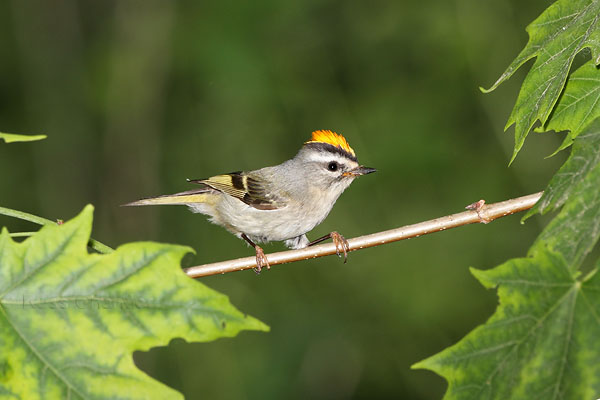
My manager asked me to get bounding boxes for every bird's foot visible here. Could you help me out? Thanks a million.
[308,231,350,263]
[241,233,270,274]
[253,245,270,274]
[330,231,349,263]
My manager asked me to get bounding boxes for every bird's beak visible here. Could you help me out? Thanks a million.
[343,166,377,177]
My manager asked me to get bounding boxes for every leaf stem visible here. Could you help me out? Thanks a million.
[0,206,113,254]
[9,232,35,238]
[184,192,543,278]
[0,206,53,225]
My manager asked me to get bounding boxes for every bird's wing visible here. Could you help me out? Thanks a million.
[188,171,284,210]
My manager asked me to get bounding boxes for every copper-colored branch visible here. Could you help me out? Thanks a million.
[184,192,543,278]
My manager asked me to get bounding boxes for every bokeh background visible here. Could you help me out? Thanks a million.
[0,0,567,398]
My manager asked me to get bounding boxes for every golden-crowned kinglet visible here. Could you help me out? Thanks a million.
[124,130,376,272]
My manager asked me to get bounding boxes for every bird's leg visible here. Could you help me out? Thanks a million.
[308,231,350,263]
[241,233,270,273]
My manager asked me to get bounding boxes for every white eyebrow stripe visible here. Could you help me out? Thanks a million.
[306,152,355,165]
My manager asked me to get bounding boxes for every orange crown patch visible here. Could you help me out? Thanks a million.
[305,130,355,157]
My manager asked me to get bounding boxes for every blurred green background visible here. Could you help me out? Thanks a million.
[0,0,567,398]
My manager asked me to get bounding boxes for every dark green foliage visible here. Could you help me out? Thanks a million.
[415,1,600,398]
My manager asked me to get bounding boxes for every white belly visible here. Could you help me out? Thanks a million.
[187,182,348,245]
[220,196,331,243]
[186,194,331,244]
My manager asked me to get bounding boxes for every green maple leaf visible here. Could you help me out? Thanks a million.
[414,117,600,398]
[413,250,600,399]
[0,205,268,399]
[482,0,600,163]
[525,118,600,223]
[539,62,600,153]
[413,203,600,397]
[0,132,47,143]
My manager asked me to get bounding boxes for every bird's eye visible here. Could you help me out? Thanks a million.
[327,162,338,172]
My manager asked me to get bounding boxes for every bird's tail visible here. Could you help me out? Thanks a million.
[122,188,216,207]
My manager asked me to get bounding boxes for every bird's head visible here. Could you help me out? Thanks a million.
[294,130,376,195]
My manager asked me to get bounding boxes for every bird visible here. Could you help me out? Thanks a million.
[123,130,376,272]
